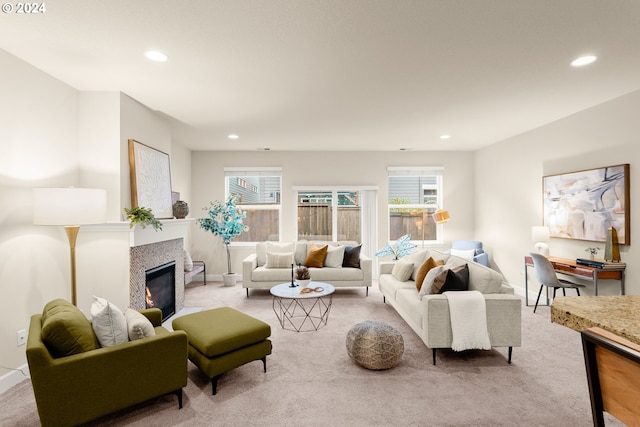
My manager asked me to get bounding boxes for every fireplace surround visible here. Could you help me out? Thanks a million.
[130,238,184,314]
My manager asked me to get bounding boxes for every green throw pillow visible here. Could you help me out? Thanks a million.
[41,299,98,358]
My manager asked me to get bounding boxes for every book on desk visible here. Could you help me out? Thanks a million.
[576,258,626,270]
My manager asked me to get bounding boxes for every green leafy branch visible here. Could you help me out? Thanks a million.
[124,206,163,231]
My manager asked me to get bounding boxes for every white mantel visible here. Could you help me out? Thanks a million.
[84,218,194,247]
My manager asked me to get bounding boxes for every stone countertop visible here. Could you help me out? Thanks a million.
[551,295,640,346]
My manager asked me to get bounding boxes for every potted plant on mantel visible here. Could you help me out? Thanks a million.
[197,195,248,286]
[124,206,163,231]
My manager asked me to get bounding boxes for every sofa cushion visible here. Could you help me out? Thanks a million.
[342,244,362,268]
[91,296,129,347]
[294,242,308,265]
[324,245,345,268]
[415,257,444,291]
[124,308,156,341]
[379,273,416,301]
[265,251,294,268]
[41,299,98,358]
[419,265,445,299]
[257,242,295,266]
[403,249,428,280]
[391,260,414,281]
[431,264,469,294]
[305,244,328,268]
[446,255,504,294]
[427,249,451,264]
[309,266,363,281]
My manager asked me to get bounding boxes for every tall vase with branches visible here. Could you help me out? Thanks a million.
[198,195,248,286]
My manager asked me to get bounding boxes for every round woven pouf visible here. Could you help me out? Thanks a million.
[346,321,404,370]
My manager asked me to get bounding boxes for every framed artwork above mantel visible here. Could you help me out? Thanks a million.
[543,163,630,245]
[128,139,174,219]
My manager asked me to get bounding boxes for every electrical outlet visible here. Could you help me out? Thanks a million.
[17,329,26,347]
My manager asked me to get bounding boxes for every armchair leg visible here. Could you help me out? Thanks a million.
[262,356,267,372]
[432,348,437,365]
[246,288,249,298]
[174,389,183,409]
[211,376,220,395]
[508,347,513,364]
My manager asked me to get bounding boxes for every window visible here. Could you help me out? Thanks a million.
[225,167,281,242]
[296,188,362,242]
[387,167,444,244]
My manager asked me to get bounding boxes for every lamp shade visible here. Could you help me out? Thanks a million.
[33,187,107,225]
[433,209,450,224]
[531,225,551,257]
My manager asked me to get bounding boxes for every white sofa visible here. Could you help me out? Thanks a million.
[242,241,372,297]
[378,248,521,364]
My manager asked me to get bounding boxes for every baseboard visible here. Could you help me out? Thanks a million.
[0,364,30,394]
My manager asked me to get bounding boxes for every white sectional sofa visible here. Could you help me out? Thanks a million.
[242,241,372,297]
[378,248,521,364]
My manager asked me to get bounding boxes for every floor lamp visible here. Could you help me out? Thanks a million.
[33,187,107,306]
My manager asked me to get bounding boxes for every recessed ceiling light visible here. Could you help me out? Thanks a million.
[571,55,597,67]
[145,50,168,62]
[228,134,239,139]
[440,134,451,140]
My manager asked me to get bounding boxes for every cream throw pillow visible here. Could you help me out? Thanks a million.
[324,245,345,268]
[419,265,445,299]
[91,296,128,347]
[124,308,156,341]
[391,260,414,281]
[184,250,194,272]
[265,251,294,268]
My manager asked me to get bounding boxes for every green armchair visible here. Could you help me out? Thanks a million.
[26,301,188,427]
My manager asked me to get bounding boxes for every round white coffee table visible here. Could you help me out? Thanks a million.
[270,282,335,332]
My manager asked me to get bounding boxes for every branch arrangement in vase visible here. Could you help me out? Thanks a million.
[197,195,249,275]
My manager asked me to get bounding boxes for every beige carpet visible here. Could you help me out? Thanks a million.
[0,282,624,426]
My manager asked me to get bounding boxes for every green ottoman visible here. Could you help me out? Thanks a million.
[172,307,272,395]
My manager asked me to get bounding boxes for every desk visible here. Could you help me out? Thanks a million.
[524,256,625,307]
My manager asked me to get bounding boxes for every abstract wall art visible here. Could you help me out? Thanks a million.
[128,139,174,219]
[543,164,630,244]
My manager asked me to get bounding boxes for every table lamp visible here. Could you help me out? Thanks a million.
[531,226,551,257]
[33,187,107,305]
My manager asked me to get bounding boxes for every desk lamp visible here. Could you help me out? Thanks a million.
[531,226,551,258]
[33,187,107,305]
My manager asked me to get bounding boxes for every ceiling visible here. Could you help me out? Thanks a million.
[2,1,640,152]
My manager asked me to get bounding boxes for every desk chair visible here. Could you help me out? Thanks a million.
[529,252,584,313]
[582,327,640,426]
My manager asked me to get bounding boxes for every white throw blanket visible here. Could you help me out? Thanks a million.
[443,290,491,352]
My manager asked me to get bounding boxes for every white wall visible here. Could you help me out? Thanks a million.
[476,89,640,298]
[0,49,82,380]
[0,50,192,390]
[190,150,476,277]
